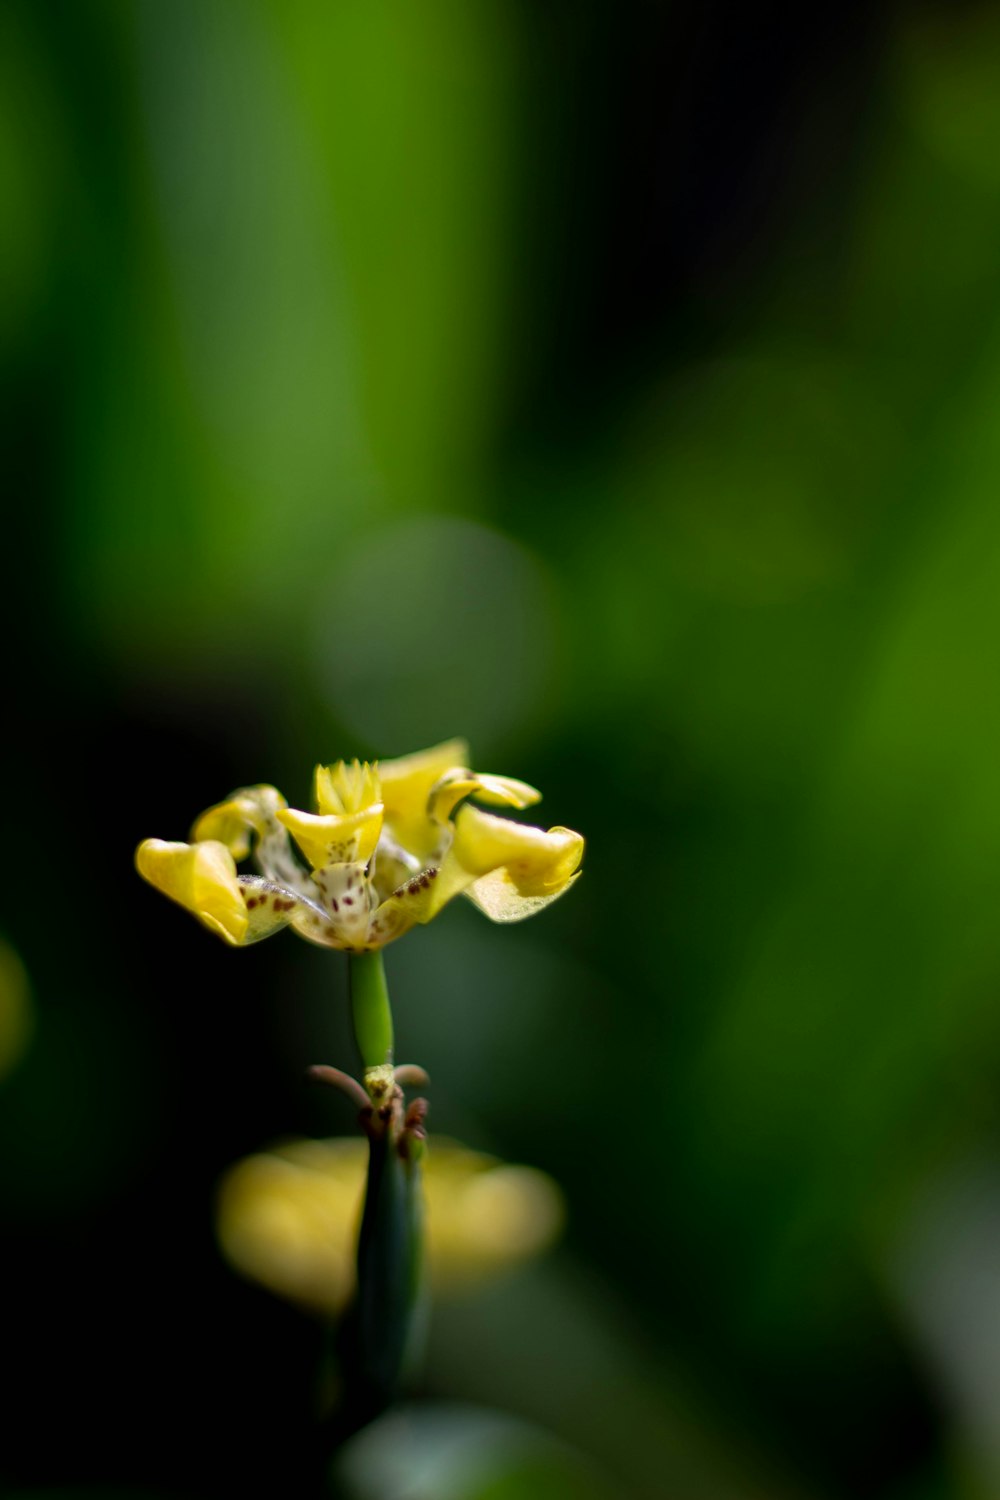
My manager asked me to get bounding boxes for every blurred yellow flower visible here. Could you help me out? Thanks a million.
[0,937,32,1080]
[136,738,583,953]
[216,1136,565,1315]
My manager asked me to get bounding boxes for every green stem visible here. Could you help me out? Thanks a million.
[353,1134,424,1403]
[332,948,425,1440]
[328,1137,425,1442]
[330,952,426,1437]
[348,950,394,1071]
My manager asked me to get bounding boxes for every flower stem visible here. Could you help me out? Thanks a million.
[348,950,394,1071]
[353,1131,425,1401]
[330,953,426,1440]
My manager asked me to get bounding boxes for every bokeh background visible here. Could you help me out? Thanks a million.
[6,1,1000,1496]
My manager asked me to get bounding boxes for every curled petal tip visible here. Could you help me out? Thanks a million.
[428,768,543,824]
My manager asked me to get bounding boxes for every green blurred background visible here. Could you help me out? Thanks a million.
[6,1,1000,1496]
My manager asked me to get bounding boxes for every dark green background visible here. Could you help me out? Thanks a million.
[5,2,1000,1496]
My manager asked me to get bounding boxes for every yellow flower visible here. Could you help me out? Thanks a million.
[135,739,583,953]
[0,937,32,1081]
[215,1136,565,1314]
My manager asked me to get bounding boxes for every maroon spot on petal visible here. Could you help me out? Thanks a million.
[331,898,339,913]
[343,896,354,906]
[246,897,259,909]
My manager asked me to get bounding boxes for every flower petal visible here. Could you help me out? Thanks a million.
[307,861,375,950]
[192,784,286,857]
[135,838,249,945]
[215,1136,564,1316]
[455,804,584,922]
[237,876,329,945]
[314,759,382,817]
[369,807,583,940]
[368,867,452,947]
[427,768,542,825]
[451,804,584,895]
[378,737,470,859]
[379,738,470,785]
[464,866,581,923]
[193,785,311,895]
[276,804,384,871]
[216,1139,365,1316]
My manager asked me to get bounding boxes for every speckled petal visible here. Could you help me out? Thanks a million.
[236,876,331,945]
[368,865,454,947]
[307,862,375,950]
[276,805,384,871]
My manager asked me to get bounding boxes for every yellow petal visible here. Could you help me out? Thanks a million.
[0,937,32,1080]
[192,785,287,859]
[276,804,383,870]
[428,768,542,824]
[464,866,582,923]
[314,759,382,817]
[371,807,583,936]
[451,804,584,897]
[216,1139,364,1317]
[425,1143,565,1292]
[135,839,248,945]
[379,738,470,785]
[378,738,470,859]
[215,1136,564,1317]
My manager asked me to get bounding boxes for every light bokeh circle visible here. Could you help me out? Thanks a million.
[310,515,561,757]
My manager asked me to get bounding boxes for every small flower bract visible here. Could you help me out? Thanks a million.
[135,738,583,953]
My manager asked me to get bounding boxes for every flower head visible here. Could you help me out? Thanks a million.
[136,739,583,953]
[216,1136,565,1314]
